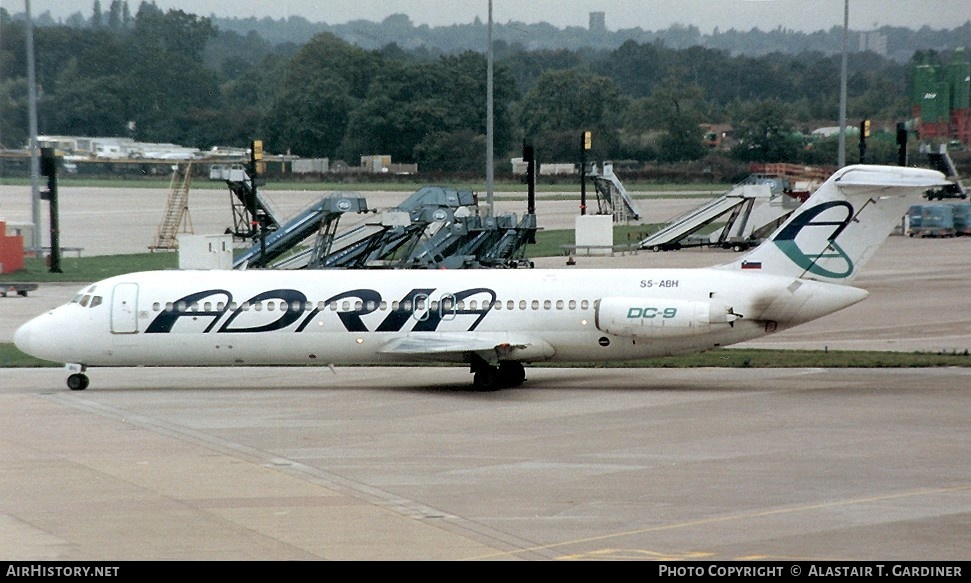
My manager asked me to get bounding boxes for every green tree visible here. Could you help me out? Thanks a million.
[91,0,103,29]
[519,69,623,161]
[414,129,485,172]
[0,78,30,147]
[339,51,517,170]
[266,33,380,157]
[46,61,127,135]
[730,100,802,163]
[629,70,707,162]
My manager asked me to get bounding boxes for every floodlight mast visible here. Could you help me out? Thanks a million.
[26,0,42,252]
[486,0,495,216]
[838,0,849,167]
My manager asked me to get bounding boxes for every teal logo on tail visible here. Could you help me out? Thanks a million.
[773,201,855,279]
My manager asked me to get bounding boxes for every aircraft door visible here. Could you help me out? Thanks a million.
[440,294,457,321]
[111,283,139,334]
[412,293,430,321]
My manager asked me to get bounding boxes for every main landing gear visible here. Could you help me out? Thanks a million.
[471,358,526,391]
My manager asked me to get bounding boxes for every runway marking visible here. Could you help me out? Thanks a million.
[468,483,971,560]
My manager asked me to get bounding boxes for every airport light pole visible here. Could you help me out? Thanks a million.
[486,0,495,216]
[838,0,849,167]
[26,0,42,252]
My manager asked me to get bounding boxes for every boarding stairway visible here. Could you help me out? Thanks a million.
[639,180,800,252]
[478,213,537,267]
[639,190,751,251]
[149,162,194,251]
[233,193,368,269]
[923,144,968,200]
[227,184,537,270]
[588,163,643,222]
[213,164,284,239]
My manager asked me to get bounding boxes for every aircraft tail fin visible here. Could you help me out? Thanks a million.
[716,165,949,284]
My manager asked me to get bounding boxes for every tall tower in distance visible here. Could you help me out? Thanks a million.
[589,11,606,34]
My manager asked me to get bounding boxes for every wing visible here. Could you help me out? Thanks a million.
[377,332,555,363]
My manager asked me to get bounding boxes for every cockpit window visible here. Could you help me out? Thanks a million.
[90,296,103,308]
[80,295,91,307]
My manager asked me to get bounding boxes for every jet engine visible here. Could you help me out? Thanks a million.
[595,297,740,338]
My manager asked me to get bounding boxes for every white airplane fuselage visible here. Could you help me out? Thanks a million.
[14,267,865,368]
[12,164,950,390]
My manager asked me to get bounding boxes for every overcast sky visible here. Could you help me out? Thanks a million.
[18,1,971,33]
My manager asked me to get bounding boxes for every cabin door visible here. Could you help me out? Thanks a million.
[111,283,139,334]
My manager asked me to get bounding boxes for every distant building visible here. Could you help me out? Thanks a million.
[858,31,887,57]
[360,154,417,175]
[589,11,606,34]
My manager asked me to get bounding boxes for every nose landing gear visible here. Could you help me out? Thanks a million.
[64,364,89,390]
[67,372,90,391]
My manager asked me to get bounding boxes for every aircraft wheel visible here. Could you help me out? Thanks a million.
[472,367,502,391]
[67,373,89,391]
[498,361,526,387]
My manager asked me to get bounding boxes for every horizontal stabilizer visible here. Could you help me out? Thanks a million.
[831,166,952,189]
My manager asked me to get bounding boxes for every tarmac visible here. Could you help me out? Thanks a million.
[1,183,970,561]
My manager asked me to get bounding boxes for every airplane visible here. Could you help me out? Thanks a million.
[14,164,948,391]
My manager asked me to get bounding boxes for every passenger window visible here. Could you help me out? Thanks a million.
[581,300,589,310]
[507,300,514,310]
[266,302,275,312]
[153,302,161,312]
[569,300,577,310]
[556,300,564,310]
[519,300,527,310]
[543,300,551,310]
